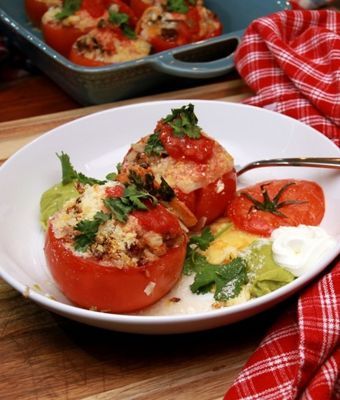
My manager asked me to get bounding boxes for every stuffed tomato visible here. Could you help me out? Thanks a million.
[119,104,236,228]
[136,0,222,52]
[41,0,109,56]
[44,180,187,313]
[25,0,62,26]
[70,2,149,66]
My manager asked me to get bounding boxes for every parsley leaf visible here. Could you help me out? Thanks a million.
[166,0,193,13]
[74,211,110,252]
[108,10,137,39]
[189,227,214,251]
[56,0,82,20]
[190,256,248,301]
[104,184,157,222]
[57,152,105,186]
[106,163,122,181]
[184,228,248,300]
[163,104,202,139]
[144,132,167,157]
[128,170,175,202]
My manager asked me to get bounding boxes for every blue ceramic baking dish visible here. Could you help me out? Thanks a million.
[0,0,289,104]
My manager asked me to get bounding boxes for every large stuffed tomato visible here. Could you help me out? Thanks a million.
[41,0,107,56]
[25,0,62,26]
[45,182,187,313]
[227,179,325,237]
[136,6,192,52]
[120,104,236,228]
[136,2,222,52]
[70,18,150,66]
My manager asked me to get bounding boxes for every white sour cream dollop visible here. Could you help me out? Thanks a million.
[271,225,337,277]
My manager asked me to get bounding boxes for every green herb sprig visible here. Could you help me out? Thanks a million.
[163,103,202,139]
[184,228,248,301]
[108,10,137,39]
[166,0,196,13]
[57,152,105,186]
[56,0,82,20]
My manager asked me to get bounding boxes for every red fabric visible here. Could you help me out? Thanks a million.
[224,260,340,400]
[234,10,340,146]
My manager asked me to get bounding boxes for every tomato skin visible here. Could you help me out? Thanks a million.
[25,0,50,26]
[130,0,150,18]
[69,47,107,66]
[45,220,187,313]
[42,21,86,57]
[195,169,236,225]
[81,0,106,18]
[227,179,325,237]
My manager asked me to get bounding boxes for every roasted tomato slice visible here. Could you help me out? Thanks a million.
[45,203,187,313]
[227,179,325,237]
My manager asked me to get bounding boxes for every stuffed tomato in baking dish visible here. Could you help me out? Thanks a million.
[119,104,236,228]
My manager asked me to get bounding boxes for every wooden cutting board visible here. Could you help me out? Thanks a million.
[0,78,288,400]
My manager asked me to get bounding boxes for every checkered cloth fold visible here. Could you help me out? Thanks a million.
[225,9,340,400]
[224,260,340,400]
[234,10,340,146]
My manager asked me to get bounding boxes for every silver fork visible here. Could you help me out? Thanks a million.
[236,157,340,176]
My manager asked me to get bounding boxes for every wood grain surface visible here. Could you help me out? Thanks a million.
[0,78,293,400]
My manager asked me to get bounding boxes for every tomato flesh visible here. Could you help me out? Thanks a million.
[227,179,325,237]
[158,122,214,163]
[45,207,187,313]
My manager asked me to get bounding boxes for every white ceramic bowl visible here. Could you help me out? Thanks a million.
[0,100,339,334]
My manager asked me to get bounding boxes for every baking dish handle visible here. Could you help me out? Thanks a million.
[152,30,243,79]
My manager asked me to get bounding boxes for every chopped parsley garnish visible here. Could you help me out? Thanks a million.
[166,0,196,13]
[108,10,137,39]
[190,256,248,301]
[74,211,110,251]
[104,184,157,223]
[57,152,105,186]
[163,103,202,139]
[106,163,122,181]
[128,170,175,202]
[184,228,248,301]
[144,132,167,157]
[56,0,82,20]
[189,227,215,251]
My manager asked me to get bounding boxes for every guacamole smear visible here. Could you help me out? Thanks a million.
[245,241,295,298]
[40,182,78,230]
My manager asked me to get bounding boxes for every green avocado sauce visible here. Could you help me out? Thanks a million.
[40,182,78,230]
[244,241,295,297]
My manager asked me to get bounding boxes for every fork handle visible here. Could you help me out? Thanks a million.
[237,157,340,176]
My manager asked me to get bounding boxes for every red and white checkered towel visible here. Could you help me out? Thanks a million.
[225,9,340,400]
[234,10,340,146]
[224,259,340,400]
